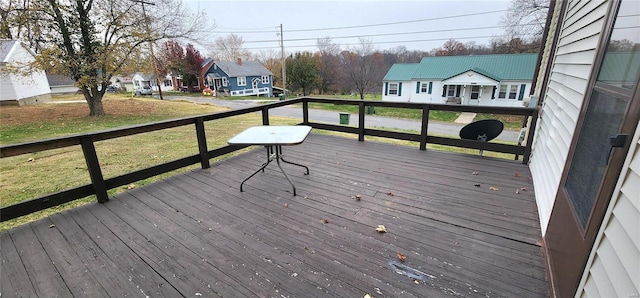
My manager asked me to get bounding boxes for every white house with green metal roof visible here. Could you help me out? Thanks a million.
[382,53,537,107]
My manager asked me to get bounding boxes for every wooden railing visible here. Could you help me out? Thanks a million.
[0,97,538,222]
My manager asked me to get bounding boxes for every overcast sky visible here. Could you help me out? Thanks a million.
[184,0,515,55]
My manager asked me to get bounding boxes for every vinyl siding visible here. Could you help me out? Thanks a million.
[529,0,608,234]
[578,122,640,298]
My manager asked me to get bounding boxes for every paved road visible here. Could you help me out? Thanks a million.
[164,96,520,142]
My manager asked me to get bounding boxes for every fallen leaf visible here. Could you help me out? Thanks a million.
[414,280,420,284]
[516,188,520,194]
[387,192,394,196]
[208,228,212,231]
[322,219,329,224]
[520,187,528,191]
[355,194,362,201]
[472,171,479,175]
[27,157,35,162]
[127,184,136,190]
[303,196,308,199]
[49,224,56,228]
[474,183,481,187]
[364,295,373,298]
[489,186,499,191]
[515,172,522,177]
[375,225,387,233]
[397,252,406,262]
[284,202,288,208]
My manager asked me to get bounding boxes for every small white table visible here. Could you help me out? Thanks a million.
[228,125,312,196]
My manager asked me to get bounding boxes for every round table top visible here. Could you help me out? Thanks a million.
[459,119,504,142]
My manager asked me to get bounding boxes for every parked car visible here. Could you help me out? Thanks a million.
[105,85,118,93]
[135,85,152,95]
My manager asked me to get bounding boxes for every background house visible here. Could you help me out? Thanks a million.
[46,74,79,94]
[0,39,51,105]
[382,53,537,107]
[203,58,273,97]
[528,0,639,297]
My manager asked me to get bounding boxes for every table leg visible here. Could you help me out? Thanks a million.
[240,146,274,192]
[278,146,309,175]
[239,145,309,196]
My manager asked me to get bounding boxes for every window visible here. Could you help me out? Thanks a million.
[261,75,269,84]
[388,83,398,95]
[237,76,246,86]
[420,83,428,93]
[498,85,507,98]
[471,85,480,99]
[508,85,518,99]
[447,85,456,97]
[222,77,228,87]
[428,82,433,94]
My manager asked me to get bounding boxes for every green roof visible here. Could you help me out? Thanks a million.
[385,53,538,82]
[383,63,419,81]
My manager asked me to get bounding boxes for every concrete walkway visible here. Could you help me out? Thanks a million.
[454,112,477,124]
[162,96,520,143]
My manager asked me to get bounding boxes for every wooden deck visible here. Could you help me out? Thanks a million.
[1,134,548,297]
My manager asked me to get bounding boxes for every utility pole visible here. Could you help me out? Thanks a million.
[280,24,286,98]
[133,0,163,100]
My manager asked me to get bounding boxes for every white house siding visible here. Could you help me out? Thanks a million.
[0,43,51,105]
[382,80,413,102]
[529,0,608,234]
[577,121,640,298]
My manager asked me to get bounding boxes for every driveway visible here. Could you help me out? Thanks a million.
[163,96,521,143]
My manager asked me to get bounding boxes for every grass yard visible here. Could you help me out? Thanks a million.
[0,94,297,231]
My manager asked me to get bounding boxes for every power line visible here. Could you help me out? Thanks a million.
[243,34,538,51]
[284,9,508,32]
[242,23,543,44]
[213,9,508,34]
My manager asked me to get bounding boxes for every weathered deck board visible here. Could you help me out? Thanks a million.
[1,134,548,297]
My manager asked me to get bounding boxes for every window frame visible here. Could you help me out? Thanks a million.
[508,85,518,99]
[237,76,247,86]
[420,83,428,93]
[498,85,507,98]
[261,75,269,84]
[222,77,228,87]
[388,83,399,95]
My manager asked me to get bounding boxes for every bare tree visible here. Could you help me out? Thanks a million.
[316,37,340,94]
[340,38,385,99]
[500,0,550,41]
[5,0,211,116]
[431,39,468,56]
[211,33,251,61]
[254,49,281,86]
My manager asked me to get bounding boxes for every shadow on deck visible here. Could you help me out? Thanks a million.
[1,134,547,297]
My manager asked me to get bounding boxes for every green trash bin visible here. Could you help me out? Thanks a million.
[339,113,350,125]
[366,106,375,114]
[278,94,284,101]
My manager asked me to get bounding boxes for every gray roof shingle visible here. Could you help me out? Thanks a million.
[215,61,272,77]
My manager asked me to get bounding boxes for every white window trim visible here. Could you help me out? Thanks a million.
[388,83,398,95]
[498,85,507,99]
[420,83,428,93]
[222,77,228,87]
[237,76,246,86]
[261,75,269,84]
[508,85,518,99]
